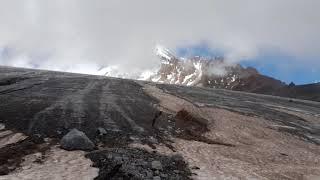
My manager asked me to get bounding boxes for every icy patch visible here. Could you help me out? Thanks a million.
[231,74,236,82]
[183,74,195,84]
[151,76,161,82]
[138,70,157,80]
[161,60,171,65]
[97,66,131,78]
[187,80,196,86]
[193,62,202,71]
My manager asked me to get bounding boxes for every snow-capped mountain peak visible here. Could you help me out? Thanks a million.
[155,45,176,63]
[96,45,284,95]
[146,45,279,91]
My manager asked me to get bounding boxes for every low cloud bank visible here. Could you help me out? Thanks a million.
[0,0,319,77]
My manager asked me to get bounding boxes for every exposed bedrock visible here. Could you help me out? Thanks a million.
[0,66,320,179]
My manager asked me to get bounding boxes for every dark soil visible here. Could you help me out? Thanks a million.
[175,109,235,147]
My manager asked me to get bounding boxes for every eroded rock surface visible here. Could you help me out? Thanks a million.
[0,66,319,179]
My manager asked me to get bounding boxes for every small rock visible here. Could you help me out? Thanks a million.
[114,156,123,162]
[33,152,42,159]
[60,129,95,151]
[8,166,15,170]
[136,160,148,167]
[153,176,161,180]
[146,171,153,178]
[151,161,163,170]
[280,153,288,156]
[191,166,200,170]
[22,165,31,170]
[0,123,5,130]
[32,134,44,144]
[160,173,168,178]
[173,170,180,174]
[129,136,140,143]
[97,127,107,136]
[107,154,113,159]
[172,154,183,162]
[149,136,158,144]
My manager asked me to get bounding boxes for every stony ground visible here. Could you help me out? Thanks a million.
[0,66,319,179]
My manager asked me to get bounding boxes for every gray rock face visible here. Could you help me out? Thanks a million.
[60,129,95,151]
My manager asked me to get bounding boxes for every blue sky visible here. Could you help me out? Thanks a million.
[241,54,319,85]
[177,44,319,85]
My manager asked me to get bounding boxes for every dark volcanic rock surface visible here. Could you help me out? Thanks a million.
[86,148,192,180]
[1,66,319,143]
[0,66,319,146]
[0,66,161,140]
[0,66,320,179]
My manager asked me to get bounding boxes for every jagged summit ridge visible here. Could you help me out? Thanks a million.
[150,45,260,89]
[149,46,320,102]
[154,45,176,62]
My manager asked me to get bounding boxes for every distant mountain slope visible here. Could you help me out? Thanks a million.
[147,46,320,102]
[275,82,320,101]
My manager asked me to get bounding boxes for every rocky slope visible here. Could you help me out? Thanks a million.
[148,46,320,102]
[0,66,319,179]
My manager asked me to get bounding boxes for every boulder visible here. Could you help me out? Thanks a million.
[60,129,95,151]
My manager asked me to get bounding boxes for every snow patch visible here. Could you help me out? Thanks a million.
[138,70,157,80]
[155,45,174,61]
[183,74,195,84]
[231,74,236,82]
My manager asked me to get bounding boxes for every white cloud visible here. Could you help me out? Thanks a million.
[0,0,319,75]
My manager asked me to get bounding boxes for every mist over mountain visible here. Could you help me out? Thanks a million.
[140,46,320,102]
[0,1,319,83]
